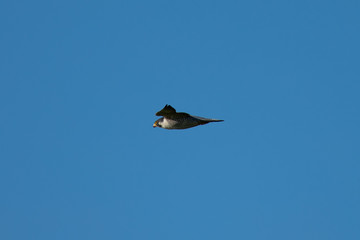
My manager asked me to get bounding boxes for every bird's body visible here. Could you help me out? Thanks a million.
[153,105,223,130]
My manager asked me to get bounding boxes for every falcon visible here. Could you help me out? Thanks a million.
[153,105,224,130]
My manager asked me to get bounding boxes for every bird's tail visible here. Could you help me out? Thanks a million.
[205,119,224,122]
[193,116,224,124]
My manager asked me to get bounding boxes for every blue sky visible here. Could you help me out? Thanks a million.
[1,0,359,239]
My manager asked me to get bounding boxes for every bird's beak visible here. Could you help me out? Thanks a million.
[153,122,157,128]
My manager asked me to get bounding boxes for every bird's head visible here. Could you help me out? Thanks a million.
[153,118,164,128]
[153,119,160,128]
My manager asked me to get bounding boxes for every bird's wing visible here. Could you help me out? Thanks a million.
[167,112,191,120]
[156,104,177,116]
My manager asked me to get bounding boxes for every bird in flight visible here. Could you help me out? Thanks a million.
[153,105,224,130]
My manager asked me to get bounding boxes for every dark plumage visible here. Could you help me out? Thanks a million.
[153,105,224,130]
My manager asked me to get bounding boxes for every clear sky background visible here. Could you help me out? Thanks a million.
[1,0,359,239]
